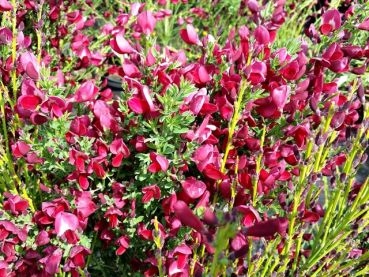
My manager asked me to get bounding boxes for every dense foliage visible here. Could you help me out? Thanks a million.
[0,0,369,276]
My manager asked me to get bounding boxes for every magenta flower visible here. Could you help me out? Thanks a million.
[299,210,320,223]
[173,200,203,233]
[69,116,90,137]
[169,261,190,277]
[0,27,12,44]
[128,98,150,114]
[54,212,79,236]
[181,177,206,199]
[122,59,140,78]
[36,230,50,246]
[39,248,63,275]
[69,148,89,172]
[66,10,82,23]
[74,81,99,103]
[238,206,261,227]
[148,152,169,173]
[320,9,341,35]
[63,245,91,273]
[271,85,290,110]
[137,10,157,35]
[11,141,31,158]
[30,111,48,125]
[104,208,123,229]
[171,244,192,270]
[130,135,150,152]
[146,46,157,66]
[76,196,97,219]
[253,25,270,45]
[271,47,289,66]
[3,193,29,215]
[17,94,42,110]
[142,184,161,203]
[110,138,130,167]
[0,221,16,241]
[246,61,267,85]
[244,138,261,151]
[203,208,219,226]
[115,235,130,255]
[357,18,369,31]
[180,24,201,45]
[40,96,67,119]
[19,51,40,80]
[341,46,363,59]
[244,218,288,237]
[110,33,134,54]
[0,0,13,11]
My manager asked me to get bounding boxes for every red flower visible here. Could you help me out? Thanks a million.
[3,193,29,215]
[63,245,92,272]
[243,218,288,237]
[39,248,63,275]
[19,51,40,80]
[148,152,169,173]
[0,221,16,241]
[357,18,369,31]
[11,141,31,158]
[104,208,123,229]
[181,177,206,199]
[74,81,99,103]
[173,200,203,233]
[115,235,130,255]
[69,148,89,172]
[320,9,341,35]
[180,24,201,45]
[54,212,79,237]
[110,138,130,167]
[142,185,161,203]
[110,32,133,54]
[246,61,267,85]
[0,0,13,11]
[137,11,157,35]
[253,25,270,45]
[171,244,192,270]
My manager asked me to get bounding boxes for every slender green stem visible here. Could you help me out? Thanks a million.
[252,125,266,206]
[154,217,164,277]
[209,224,230,277]
[86,231,99,269]
[11,0,17,102]
[278,161,308,273]
[0,87,10,160]
[260,237,281,277]
[291,232,303,273]
[213,80,248,205]
[190,238,199,276]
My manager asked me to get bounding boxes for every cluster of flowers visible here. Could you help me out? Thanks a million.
[0,0,369,276]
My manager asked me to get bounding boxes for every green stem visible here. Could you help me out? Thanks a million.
[260,237,281,277]
[154,217,164,277]
[291,232,303,273]
[163,0,171,46]
[252,125,266,206]
[86,231,99,269]
[209,224,230,276]
[11,0,17,102]
[213,80,248,205]
[0,87,10,160]
[190,238,199,276]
